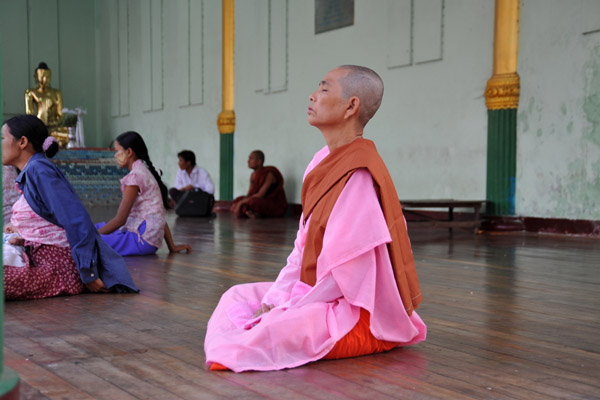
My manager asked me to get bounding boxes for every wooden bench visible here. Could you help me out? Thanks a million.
[400,199,486,232]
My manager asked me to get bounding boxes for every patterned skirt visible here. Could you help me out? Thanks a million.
[4,241,85,300]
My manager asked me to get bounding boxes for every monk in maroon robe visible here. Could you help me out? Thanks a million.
[231,150,288,218]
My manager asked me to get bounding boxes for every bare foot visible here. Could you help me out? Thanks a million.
[85,278,108,293]
[245,210,258,219]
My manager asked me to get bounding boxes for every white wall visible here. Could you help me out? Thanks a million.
[517,0,600,219]
[4,0,598,220]
[95,0,494,204]
[95,0,223,192]
[234,0,494,203]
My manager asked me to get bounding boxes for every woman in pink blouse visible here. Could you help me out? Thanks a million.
[96,131,191,256]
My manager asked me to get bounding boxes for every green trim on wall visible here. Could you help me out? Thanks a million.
[486,109,517,216]
[0,44,21,397]
[220,133,234,200]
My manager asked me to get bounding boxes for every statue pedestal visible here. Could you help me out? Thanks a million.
[52,148,126,207]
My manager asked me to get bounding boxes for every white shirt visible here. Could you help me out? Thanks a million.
[174,165,214,194]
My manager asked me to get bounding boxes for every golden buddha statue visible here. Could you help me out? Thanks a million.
[25,62,69,147]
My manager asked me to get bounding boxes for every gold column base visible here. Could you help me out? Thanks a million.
[484,72,520,110]
[217,110,236,134]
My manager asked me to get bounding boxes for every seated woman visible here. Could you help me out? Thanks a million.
[2,115,138,300]
[96,131,191,256]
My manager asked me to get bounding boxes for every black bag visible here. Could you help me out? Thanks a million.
[175,190,215,217]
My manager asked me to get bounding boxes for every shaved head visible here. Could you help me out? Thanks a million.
[336,65,384,126]
[250,150,264,163]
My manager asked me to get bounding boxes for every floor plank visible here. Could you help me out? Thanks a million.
[4,211,599,399]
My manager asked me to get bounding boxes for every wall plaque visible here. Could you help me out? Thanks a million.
[315,0,354,34]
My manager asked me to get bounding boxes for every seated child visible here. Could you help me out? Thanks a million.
[97,131,192,256]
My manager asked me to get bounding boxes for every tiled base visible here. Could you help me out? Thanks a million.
[53,148,125,206]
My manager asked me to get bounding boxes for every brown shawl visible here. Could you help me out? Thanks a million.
[300,138,422,315]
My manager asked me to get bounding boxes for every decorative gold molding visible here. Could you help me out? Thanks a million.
[485,72,520,110]
[217,109,236,134]
[485,0,520,110]
[218,0,235,133]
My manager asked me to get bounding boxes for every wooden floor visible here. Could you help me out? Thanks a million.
[4,211,600,399]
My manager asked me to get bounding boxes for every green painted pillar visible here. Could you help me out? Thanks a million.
[486,109,517,215]
[217,0,235,201]
[220,132,234,200]
[0,45,21,400]
[484,0,520,216]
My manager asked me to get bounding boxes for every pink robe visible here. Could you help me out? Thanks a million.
[204,147,426,372]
